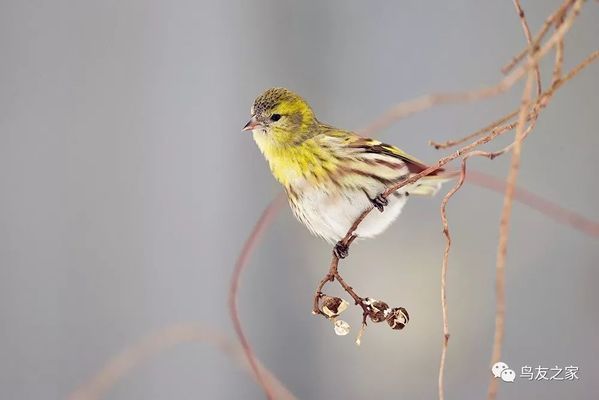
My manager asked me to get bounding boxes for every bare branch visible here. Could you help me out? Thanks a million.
[437,156,468,400]
[487,70,535,400]
[434,47,598,154]
[512,0,543,97]
[502,0,574,74]
[552,11,567,84]
[360,0,583,137]
[429,109,519,150]
[228,194,286,400]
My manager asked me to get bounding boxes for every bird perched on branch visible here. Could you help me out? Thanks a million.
[244,87,454,259]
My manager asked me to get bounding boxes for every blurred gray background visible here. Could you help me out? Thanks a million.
[1,1,598,399]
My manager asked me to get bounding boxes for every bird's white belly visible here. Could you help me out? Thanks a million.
[291,188,408,244]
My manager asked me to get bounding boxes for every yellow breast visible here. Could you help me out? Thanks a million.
[253,133,337,189]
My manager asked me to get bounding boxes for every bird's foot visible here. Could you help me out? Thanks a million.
[370,193,388,212]
[334,241,349,259]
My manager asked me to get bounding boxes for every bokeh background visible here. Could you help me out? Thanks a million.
[1,1,598,399]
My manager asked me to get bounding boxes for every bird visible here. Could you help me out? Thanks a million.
[243,87,454,259]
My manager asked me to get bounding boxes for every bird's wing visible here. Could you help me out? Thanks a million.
[340,135,445,174]
[318,132,454,196]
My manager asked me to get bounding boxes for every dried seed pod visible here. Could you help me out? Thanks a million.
[319,295,349,318]
[334,320,351,336]
[386,307,410,330]
[367,299,390,323]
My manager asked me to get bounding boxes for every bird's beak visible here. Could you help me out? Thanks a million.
[242,116,262,131]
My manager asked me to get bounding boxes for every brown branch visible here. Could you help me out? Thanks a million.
[552,11,567,84]
[434,47,598,152]
[512,0,543,97]
[436,125,540,400]
[487,70,535,400]
[359,0,582,138]
[437,68,538,400]
[67,324,297,400]
[437,156,468,400]
[429,109,519,150]
[312,235,377,327]
[312,237,362,316]
[436,139,544,400]
[228,193,286,400]
[501,0,575,74]
[438,3,582,387]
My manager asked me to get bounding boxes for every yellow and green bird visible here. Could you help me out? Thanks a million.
[244,87,453,258]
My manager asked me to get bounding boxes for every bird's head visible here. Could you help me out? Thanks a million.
[243,87,318,147]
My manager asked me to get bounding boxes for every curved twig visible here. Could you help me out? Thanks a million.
[487,71,535,400]
[228,193,286,400]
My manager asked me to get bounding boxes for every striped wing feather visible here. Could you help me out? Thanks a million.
[348,137,449,195]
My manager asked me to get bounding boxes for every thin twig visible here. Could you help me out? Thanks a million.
[487,70,535,400]
[228,194,286,400]
[512,0,543,97]
[432,46,597,152]
[502,0,575,74]
[360,0,583,137]
[429,109,519,150]
[312,236,371,324]
[437,156,468,400]
[436,137,540,400]
[552,12,567,84]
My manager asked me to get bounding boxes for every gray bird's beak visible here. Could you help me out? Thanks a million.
[242,116,261,131]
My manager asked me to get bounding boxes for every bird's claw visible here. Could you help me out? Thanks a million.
[334,242,349,259]
[371,194,388,212]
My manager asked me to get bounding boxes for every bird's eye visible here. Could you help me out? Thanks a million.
[270,113,281,121]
